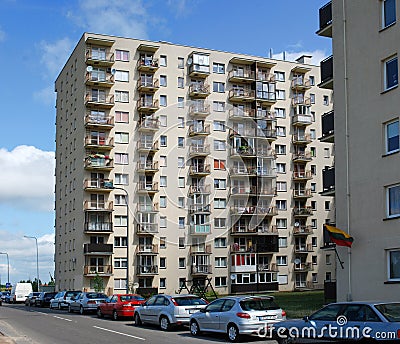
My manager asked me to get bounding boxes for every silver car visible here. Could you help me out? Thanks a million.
[68,292,108,314]
[134,294,207,330]
[49,290,80,309]
[189,295,286,342]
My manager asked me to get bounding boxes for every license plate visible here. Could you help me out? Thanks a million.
[259,315,275,321]
[188,309,197,314]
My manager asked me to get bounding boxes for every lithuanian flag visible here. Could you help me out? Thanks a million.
[324,225,354,248]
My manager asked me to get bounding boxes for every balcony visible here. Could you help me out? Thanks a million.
[84,222,113,233]
[136,264,159,275]
[189,144,210,157]
[189,103,210,117]
[230,206,278,216]
[191,265,212,275]
[85,93,114,108]
[293,207,313,217]
[229,166,257,177]
[255,109,276,121]
[84,265,113,276]
[293,226,313,236]
[84,201,113,212]
[190,244,212,255]
[84,136,114,150]
[321,166,335,196]
[188,184,211,195]
[136,203,159,213]
[84,179,113,192]
[292,114,312,126]
[137,140,159,154]
[189,224,211,235]
[228,69,255,83]
[137,99,159,113]
[188,124,210,136]
[256,91,277,104]
[188,204,211,214]
[136,161,159,174]
[228,88,255,102]
[137,118,160,132]
[188,83,210,98]
[84,243,113,255]
[292,152,312,162]
[136,182,159,195]
[188,164,211,176]
[85,49,114,67]
[136,223,158,235]
[319,55,333,89]
[291,77,311,91]
[84,156,113,171]
[294,262,313,272]
[188,64,210,78]
[293,189,312,199]
[85,114,114,129]
[137,77,159,93]
[292,95,311,107]
[256,72,275,83]
[292,134,312,145]
[293,171,313,181]
[85,72,114,88]
[229,107,256,120]
[320,110,334,143]
[136,58,159,72]
[230,244,257,253]
[258,263,278,272]
[230,145,276,159]
[231,186,276,197]
[316,1,332,37]
[135,244,158,255]
[231,225,278,236]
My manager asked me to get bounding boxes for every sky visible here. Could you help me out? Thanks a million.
[0,0,331,285]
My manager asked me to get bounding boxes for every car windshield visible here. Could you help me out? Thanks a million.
[66,291,80,297]
[375,303,400,322]
[240,298,280,311]
[173,296,207,306]
[121,295,145,302]
[87,293,107,299]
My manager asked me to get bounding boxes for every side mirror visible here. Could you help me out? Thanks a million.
[200,308,207,313]
[303,316,309,322]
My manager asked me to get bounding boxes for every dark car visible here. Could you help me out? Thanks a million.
[25,292,41,306]
[2,292,11,303]
[35,292,57,307]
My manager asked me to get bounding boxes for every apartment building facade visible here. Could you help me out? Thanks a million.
[317,0,400,301]
[55,33,334,296]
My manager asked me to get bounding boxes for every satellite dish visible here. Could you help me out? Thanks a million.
[133,282,139,288]
[111,68,116,75]
[294,222,300,227]
[230,274,237,280]
[294,258,301,265]
[86,66,93,72]
[187,57,193,66]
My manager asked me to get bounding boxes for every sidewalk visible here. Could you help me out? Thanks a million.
[0,335,16,344]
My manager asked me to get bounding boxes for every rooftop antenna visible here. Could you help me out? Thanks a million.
[269,48,273,58]
[283,51,286,61]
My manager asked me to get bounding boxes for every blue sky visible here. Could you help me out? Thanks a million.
[0,0,331,285]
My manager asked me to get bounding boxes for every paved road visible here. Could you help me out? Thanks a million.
[0,304,277,344]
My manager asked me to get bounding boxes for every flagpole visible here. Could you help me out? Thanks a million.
[334,247,344,269]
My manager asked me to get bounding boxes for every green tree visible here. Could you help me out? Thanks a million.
[93,274,104,292]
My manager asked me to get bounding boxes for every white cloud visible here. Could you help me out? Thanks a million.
[0,146,55,212]
[167,0,189,16]
[39,37,74,78]
[273,49,328,65]
[33,85,55,106]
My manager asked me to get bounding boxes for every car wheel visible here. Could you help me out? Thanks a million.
[159,316,170,331]
[58,302,62,310]
[227,323,240,342]
[79,306,85,315]
[190,320,201,336]
[112,310,118,321]
[97,308,103,318]
[68,305,73,313]
[134,313,142,326]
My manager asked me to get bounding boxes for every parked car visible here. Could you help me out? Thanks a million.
[134,294,208,330]
[10,283,32,303]
[68,292,108,314]
[189,295,286,342]
[2,291,11,303]
[49,290,81,309]
[25,292,41,306]
[97,294,145,320]
[273,301,400,344]
[0,293,2,306]
[35,292,57,307]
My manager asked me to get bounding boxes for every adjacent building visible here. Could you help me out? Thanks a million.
[317,0,400,301]
[55,33,334,295]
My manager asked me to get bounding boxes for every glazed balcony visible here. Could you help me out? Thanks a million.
[231,225,278,236]
[256,91,277,104]
[320,110,334,143]
[321,166,335,196]
[188,164,211,176]
[135,244,158,255]
[293,207,313,217]
[188,144,210,157]
[188,64,210,78]
[188,124,210,136]
[85,49,114,67]
[191,264,212,275]
[229,107,256,120]
[136,140,159,154]
[319,55,333,89]
[291,77,311,90]
[292,151,312,162]
[85,93,114,108]
[316,1,332,37]
[188,103,210,118]
[84,156,113,171]
[136,99,159,113]
[228,88,255,102]
[189,224,211,235]
[84,136,114,150]
[292,114,313,126]
[294,262,313,272]
[136,264,159,275]
[292,133,312,145]
[293,171,313,181]
[190,244,212,255]
[85,114,114,129]
[84,243,113,255]
[293,189,312,199]
[188,184,211,195]
[84,201,113,212]
[84,179,113,192]
[136,58,159,72]
[85,72,114,88]
[136,203,159,213]
[84,222,113,233]
[292,95,311,107]
[228,68,255,83]
[137,118,160,132]
[137,76,159,93]
[188,204,211,215]
[293,225,314,236]
[136,223,159,235]
[230,206,278,216]
[188,83,210,98]
[136,161,159,174]
[84,265,113,276]
[136,182,159,195]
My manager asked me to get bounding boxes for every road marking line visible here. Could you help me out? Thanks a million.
[93,326,145,341]
[35,311,48,315]
[53,315,73,322]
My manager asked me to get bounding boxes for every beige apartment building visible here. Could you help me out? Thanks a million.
[55,32,335,296]
[317,0,400,301]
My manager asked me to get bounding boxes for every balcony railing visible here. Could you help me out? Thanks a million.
[291,77,311,90]
[229,166,257,177]
[292,152,312,162]
[317,1,332,37]
[85,49,114,66]
[188,204,211,214]
[230,244,257,253]
[189,244,212,254]
[137,119,160,131]
[189,164,211,175]
[84,222,113,233]
[191,264,212,275]
[135,244,158,254]
[189,224,211,235]
[256,91,276,103]
[320,110,334,142]
[293,171,312,180]
[85,72,114,87]
[230,206,278,216]
[293,189,312,198]
[84,156,114,170]
[84,265,113,275]
[229,107,256,120]
[85,114,114,128]
[137,76,159,92]
[293,207,313,216]
[294,262,313,272]
[85,93,115,107]
[292,115,312,126]
[256,72,275,82]
[137,99,159,112]
[137,140,159,152]
[322,166,335,195]
[136,223,159,234]
[189,103,210,117]
[84,243,113,254]
[136,58,159,72]
[188,184,211,195]
[188,124,210,136]
[84,179,113,190]
[319,55,333,89]
[189,83,210,97]
[136,161,159,173]
[84,201,113,211]
[137,182,159,193]
[231,225,278,235]
[228,68,255,82]
[258,263,278,272]
[230,186,276,196]
[136,203,159,213]
[228,88,255,102]
[293,226,313,235]
[189,144,210,156]
[292,95,311,106]
[136,264,158,275]
[84,136,114,149]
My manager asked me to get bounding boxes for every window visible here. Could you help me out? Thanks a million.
[178,77,184,88]
[278,237,287,248]
[215,276,227,287]
[160,155,167,167]
[114,237,127,247]
[178,97,184,108]
[178,117,185,128]
[213,101,225,112]
[276,200,287,210]
[214,218,226,228]
[310,93,315,104]
[213,120,225,131]
[276,90,285,100]
[179,237,185,248]
[115,132,129,143]
[215,257,227,267]
[213,82,225,93]
[214,237,227,248]
[160,278,166,289]
[386,120,400,154]
[115,50,129,61]
[114,258,127,268]
[178,177,185,187]
[276,181,287,192]
[387,184,400,217]
[115,153,128,165]
[311,165,317,175]
[214,198,226,209]
[382,0,396,28]
[160,257,166,269]
[178,137,185,147]
[214,140,226,150]
[278,275,288,285]
[213,63,225,74]
[160,135,167,146]
[214,159,226,170]
[276,256,288,265]
[178,197,185,208]
[178,157,185,168]
[115,111,129,123]
[115,91,129,102]
[159,115,167,127]
[115,173,128,185]
[160,95,167,107]
[160,55,167,66]
[324,148,330,158]
[323,95,329,105]
[311,201,317,210]
[309,76,315,86]
[178,57,184,69]
[326,254,331,265]
[160,75,167,87]
[276,163,286,173]
[114,216,127,226]
[160,176,167,187]
[115,70,129,82]
[275,145,286,155]
[312,237,318,247]
[276,218,287,229]
[274,71,285,81]
[160,237,166,249]
[179,217,185,228]
[114,279,127,289]
[387,249,400,281]
[325,201,330,210]
[160,216,167,228]
[311,183,317,192]
[311,219,317,229]
[312,256,318,265]
[312,273,318,283]
[214,179,226,190]
[115,194,127,205]
[310,129,316,140]
[179,257,185,268]
[275,108,286,118]
[384,56,398,90]
[276,126,286,136]
[160,196,166,208]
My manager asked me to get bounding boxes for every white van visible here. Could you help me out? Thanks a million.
[10,283,33,303]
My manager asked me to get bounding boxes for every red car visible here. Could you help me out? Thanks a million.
[97,294,145,320]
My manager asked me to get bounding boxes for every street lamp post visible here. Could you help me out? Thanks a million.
[24,236,39,292]
[0,252,9,286]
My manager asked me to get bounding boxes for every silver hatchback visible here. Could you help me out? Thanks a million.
[189,295,286,342]
[134,294,207,330]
